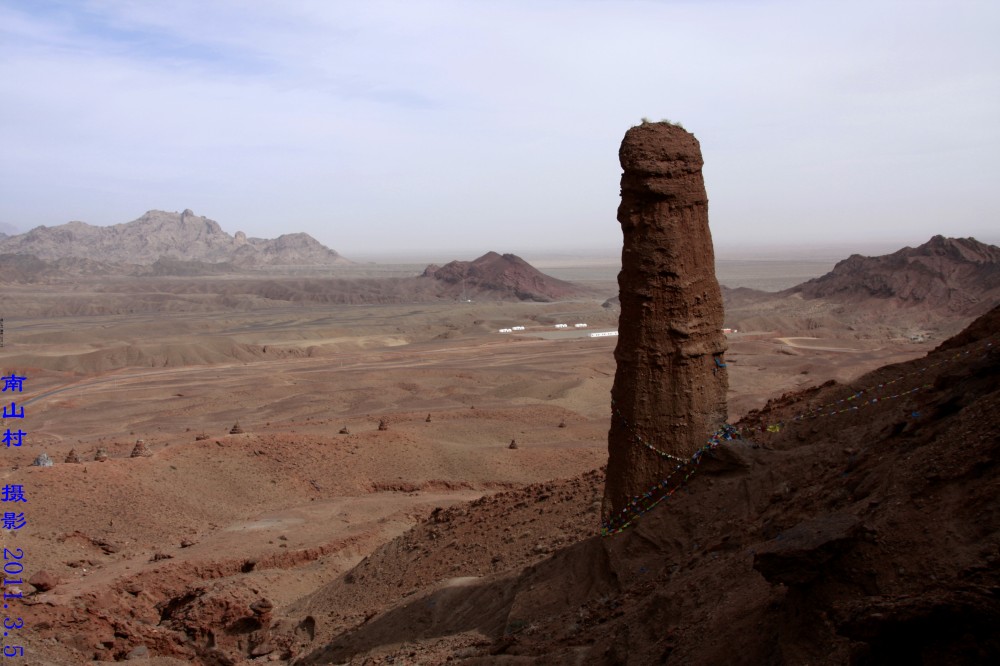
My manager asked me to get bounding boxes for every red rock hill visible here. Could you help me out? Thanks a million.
[422,251,587,302]
[789,235,1000,316]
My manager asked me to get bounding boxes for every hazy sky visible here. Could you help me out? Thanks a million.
[1,0,997,257]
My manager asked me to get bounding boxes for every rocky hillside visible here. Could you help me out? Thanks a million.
[0,253,127,282]
[0,255,593,318]
[422,251,587,302]
[275,304,1000,665]
[0,209,347,267]
[789,235,1000,315]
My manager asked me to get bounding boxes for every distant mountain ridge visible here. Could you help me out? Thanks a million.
[788,235,1000,315]
[0,209,347,267]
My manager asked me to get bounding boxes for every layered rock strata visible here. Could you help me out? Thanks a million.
[603,122,729,521]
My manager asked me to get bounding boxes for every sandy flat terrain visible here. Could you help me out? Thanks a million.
[0,263,941,663]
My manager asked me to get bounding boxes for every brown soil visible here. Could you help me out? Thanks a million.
[283,305,1000,665]
[1,265,990,664]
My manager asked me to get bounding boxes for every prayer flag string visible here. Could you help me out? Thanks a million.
[601,336,996,537]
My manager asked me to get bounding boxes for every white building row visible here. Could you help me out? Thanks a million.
[500,323,595,333]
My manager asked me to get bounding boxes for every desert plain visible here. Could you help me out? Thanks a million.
[0,250,948,664]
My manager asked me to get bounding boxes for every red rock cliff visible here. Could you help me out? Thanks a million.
[603,122,729,520]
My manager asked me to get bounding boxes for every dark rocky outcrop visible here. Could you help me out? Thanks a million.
[604,121,729,520]
[752,512,862,585]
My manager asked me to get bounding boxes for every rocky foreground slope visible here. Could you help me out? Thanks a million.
[277,304,1000,665]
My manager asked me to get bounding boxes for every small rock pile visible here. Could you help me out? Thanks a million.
[28,570,58,592]
[31,453,53,467]
[130,439,152,458]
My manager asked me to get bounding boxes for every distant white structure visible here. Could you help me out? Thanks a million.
[554,323,569,329]
[574,323,588,328]
[722,328,738,334]
[589,331,619,338]
[498,328,513,333]
[512,326,526,331]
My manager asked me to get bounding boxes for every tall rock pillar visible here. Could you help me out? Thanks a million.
[603,122,729,525]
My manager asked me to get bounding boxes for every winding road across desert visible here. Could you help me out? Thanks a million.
[777,336,874,352]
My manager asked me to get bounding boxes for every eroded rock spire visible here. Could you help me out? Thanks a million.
[603,121,729,521]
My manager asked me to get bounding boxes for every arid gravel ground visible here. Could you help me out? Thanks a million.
[0,262,951,664]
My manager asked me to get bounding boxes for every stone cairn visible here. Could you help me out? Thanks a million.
[230,422,244,435]
[426,413,432,422]
[94,448,109,462]
[509,439,518,450]
[64,449,82,464]
[31,453,53,467]
[130,439,152,458]
[378,419,389,431]
[603,121,729,522]
[339,426,350,434]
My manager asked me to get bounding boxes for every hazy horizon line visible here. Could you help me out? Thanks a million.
[348,234,1000,265]
[3,212,996,265]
